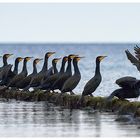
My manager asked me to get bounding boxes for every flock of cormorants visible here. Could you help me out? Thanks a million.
[0,45,140,103]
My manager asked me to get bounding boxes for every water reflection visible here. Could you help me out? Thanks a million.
[0,100,139,137]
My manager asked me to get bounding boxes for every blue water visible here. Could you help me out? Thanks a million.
[0,43,139,137]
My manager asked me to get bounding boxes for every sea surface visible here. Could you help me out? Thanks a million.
[0,43,139,137]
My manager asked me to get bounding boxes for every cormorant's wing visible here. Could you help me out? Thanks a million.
[134,45,140,60]
[1,64,13,80]
[61,75,81,92]
[125,50,140,70]
[116,76,137,88]
[82,76,101,96]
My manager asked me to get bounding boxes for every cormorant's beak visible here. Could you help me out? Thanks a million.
[55,58,61,63]
[70,54,78,59]
[48,52,56,57]
[39,58,43,61]
[76,56,85,61]
[36,58,43,64]
[99,56,107,61]
[7,54,13,58]
[26,57,33,61]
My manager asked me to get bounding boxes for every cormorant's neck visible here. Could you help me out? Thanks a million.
[66,59,72,74]
[59,61,66,73]
[3,58,8,66]
[73,61,80,74]
[52,63,58,74]
[95,61,101,75]
[22,60,28,75]
[41,57,48,71]
[13,60,19,74]
[32,62,37,74]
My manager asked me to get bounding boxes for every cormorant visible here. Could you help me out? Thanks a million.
[16,58,43,89]
[51,54,77,91]
[0,54,13,80]
[35,58,62,90]
[0,54,13,70]
[77,56,107,104]
[61,56,83,95]
[23,52,55,91]
[0,57,24,86]
[107,76,140,100]
[4,57,32,89]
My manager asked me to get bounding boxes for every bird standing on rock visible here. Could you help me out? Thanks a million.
[55,56,83,103]
[77,56,107,105]
[61,56,83,95]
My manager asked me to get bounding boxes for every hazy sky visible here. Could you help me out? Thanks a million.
[0,3,140,43]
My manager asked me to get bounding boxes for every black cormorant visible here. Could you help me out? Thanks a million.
[0,54,13,70]
[16,58,43,89]
[107,76,140,100]
[0,54,13,80]
[0,57,23,86]
[23,52,55,91]
[78,56,107,104]
[61,56,83,95]
[51,54,77,91]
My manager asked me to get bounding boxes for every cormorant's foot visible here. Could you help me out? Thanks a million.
[90,94,93,97]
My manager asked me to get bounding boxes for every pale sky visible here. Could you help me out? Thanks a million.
[0,3,140,43]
